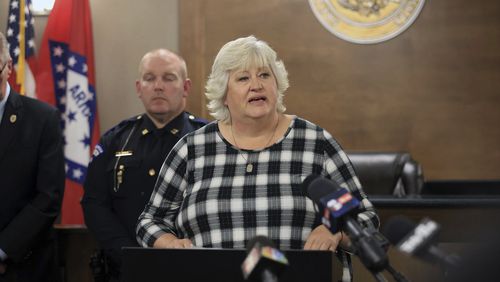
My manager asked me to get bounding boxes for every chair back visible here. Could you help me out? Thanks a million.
[347,152,424,196]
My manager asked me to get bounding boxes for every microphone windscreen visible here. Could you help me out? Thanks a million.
[382,216,417,245]
[301,174,321,196]
[306,177,342,203]
[246,235,276,253]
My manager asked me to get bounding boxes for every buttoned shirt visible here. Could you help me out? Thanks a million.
[0,83,11,126]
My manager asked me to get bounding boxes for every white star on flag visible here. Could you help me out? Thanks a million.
[58,79,66,89]
[56,63,65,73]
[11,0,18,9]
[73,168,83,180]
[9,14,16,23]
[68,56,77,67]
[53,46,64,57]
[86,91,93,101]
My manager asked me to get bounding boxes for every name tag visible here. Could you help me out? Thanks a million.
[115,150,133,157]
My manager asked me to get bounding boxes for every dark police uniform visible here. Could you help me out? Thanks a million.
[81,112,206,280]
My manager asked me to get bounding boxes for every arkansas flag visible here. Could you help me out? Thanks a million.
[36,0,100,224]
[6,0,37,97]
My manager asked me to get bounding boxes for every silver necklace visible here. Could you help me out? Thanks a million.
[231,116,280,173]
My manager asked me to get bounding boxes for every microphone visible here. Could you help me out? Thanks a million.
[382,216,461,270]
[302,175,360,234]
[302,175,388,273]
[241,235,289,282]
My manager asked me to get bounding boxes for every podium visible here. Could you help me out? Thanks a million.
[121,247,335,282]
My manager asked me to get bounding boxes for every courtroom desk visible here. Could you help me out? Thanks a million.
[56,224,97,282]
[353,243,470,282]
[56,196,500,282]
[370,195,500,242]
[352,195,500,281]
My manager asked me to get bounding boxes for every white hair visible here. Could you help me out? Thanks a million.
[205,35,289,122]
[0,32,11,65]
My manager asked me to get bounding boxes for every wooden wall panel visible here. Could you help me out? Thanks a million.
[180,0,500,180]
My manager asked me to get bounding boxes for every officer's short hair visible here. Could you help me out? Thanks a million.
[138,49,188,80]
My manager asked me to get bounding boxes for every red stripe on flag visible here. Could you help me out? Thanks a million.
[61,180,84,224]
[37,0,72,106]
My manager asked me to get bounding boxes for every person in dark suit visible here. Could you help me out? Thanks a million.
[81,49,207,281]
[0,32,65,281]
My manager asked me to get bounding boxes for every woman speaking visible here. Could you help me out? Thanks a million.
[137,35,379,281]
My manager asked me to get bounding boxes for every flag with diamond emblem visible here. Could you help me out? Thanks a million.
[6,0,37,97]
[36,0,100,224]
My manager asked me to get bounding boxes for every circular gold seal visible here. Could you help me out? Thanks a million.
[309,0,425,44]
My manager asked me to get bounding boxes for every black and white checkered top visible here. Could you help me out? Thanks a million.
[137,116,379,249]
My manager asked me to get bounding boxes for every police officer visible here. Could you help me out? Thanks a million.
[81,49,207,281]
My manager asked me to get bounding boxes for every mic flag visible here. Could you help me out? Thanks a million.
[242,236,289,281]
[383,216,461,269]
[302,175,360,233]
[397,218,439,255]
[302,175,389,273]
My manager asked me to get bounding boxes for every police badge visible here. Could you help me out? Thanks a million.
[309,0,425,44]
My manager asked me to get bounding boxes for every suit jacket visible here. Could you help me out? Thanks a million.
[0,91,65,281]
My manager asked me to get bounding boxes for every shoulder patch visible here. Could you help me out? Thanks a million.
[90,144,104,162]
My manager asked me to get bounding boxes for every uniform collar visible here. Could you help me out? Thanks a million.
[139,112,187,137]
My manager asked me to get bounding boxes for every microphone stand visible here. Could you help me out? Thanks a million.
[346,226,409,282]
[385,263,409,282]
[261,269,278,282]
[372,272,388,282]
[366,261,408,282]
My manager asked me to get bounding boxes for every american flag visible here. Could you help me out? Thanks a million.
[6,0,37,97]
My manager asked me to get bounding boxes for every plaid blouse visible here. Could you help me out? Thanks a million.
[137,117,379,281]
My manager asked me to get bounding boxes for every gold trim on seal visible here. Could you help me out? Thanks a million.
[308,0,425,44]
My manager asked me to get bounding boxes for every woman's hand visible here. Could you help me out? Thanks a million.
[153,233,193,249]
[304,225,342,251]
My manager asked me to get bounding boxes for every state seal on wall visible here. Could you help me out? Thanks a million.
[308,0,425,44]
